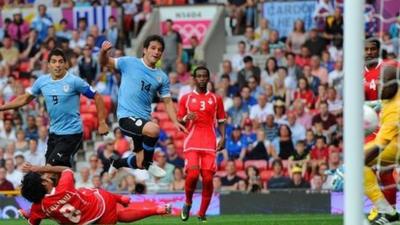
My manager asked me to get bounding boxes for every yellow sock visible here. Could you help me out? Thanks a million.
[365,166,395,214]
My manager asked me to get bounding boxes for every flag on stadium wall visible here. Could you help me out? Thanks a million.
[72,6,115,32]
[159,5,218,48]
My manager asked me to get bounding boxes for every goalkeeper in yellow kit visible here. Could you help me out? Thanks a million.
[363,65,400,225]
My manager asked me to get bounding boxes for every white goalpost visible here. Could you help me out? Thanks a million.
[343,0,365,224]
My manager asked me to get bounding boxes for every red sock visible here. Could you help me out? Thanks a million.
[379,170,397,206]
[117,205,159,222]
[113,194,131,207]
[185,169,200,205]
[198,170,214,218]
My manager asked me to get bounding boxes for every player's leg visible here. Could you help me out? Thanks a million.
[46,133,83,167]
[117,203,171,222]
[181,151,200,221]
[198,152,217,222]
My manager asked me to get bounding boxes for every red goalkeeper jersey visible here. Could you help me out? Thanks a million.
[178,90,226,152]
[28,169,105,225]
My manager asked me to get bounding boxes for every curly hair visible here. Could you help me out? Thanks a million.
[21,172,47,203]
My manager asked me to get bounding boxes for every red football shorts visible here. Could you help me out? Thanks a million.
[184,150,217,172]
[96,189,118,224]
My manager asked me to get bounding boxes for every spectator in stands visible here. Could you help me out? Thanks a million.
[14,154,25,171]
[255,18,270,41]
[0,149,5,167]
[287,113,306,144]
[388,13,400,39]
[23,139,45,166]
[56,19,72,42]
[118,174,137,193]
[328,59,343,97]
[323,7,343,44]
[312,101,337,136]
[261,57,278,86]
[321,50,335,73]
[247,75,264,100]
[31,4,53,43]
[238,56,261,90]
[98,138,120,174]
[24,115,38,140]
[5,158,22,188]
[0,36,19,67]
[221,160,242,191]
[77,17,88,40]
[310,135,329,174]
[0,167,14,191]
[257,40,270,56]
[281,67,296,93]
[263,83,275,103]
[310,55,329,84]
[245,165,262,192]
[154,151,175,184]
[244,129,272,161]
[295,45,311,68]
[227,94,248,126]
[8,11,30,51]
[213,176,222,192]
[292,100,312,130]
[272,76,288,106]
[313,0,334,30]
[221,59,238,86]
[79,45,98,85]
[37,126,48,155]
[69,30,86,50]
[20,29,40,61]
[75,167,92,188]
[176,61,190,85]
[162,19,182,74]
[231,41,248,72]
[286,52,302,80]
[243,26,259,53]
[270,124,295,160]
[293,77,315,108]
[224,125,247,161]
[286,19,307,55]
[185,35,200,68]
[122,0,137,46]
[240,85,257,108]
[91,174,102,189]
[101,173,117,192]
[88,154,102,176]
[267,159,291,189]
[303,65,320,96]
[106,16,119,47]
[242,118,256,141]
[310,174,324,192]
[304,29,327,57]
[328,148,341,170]
[220,74,239,99]
[166,142,184,168]
[326,87,342,115]
[15,129,28,153]
[227,0,246,35]
[0,119,16,141]
[90,25,107,51]
[289,167,310,189]
[170,167,185,191]
[249,93,274,127]
[262,114,279,142]
[272,99,287,125]
[133,0,152,37]
[288,140,309,178]
[268,30,285,55]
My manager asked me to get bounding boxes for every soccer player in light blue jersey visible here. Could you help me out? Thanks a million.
[0,48,109,167]
[99,35,186,177]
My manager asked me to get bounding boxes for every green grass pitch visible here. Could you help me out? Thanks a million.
[2,214,342,225]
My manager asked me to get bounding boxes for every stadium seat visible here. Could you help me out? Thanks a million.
[235,160,244,171]
[260,169,274,183]
[215,170,227,177]
[102,95,112,114]
[237,170,247,179]
[244,160,268,170]
[174,139,184,151]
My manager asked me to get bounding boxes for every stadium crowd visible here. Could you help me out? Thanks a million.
[0,0,398,195]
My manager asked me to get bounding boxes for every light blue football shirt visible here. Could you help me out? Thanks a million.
[29,72,96,135]
[115,57,170,120]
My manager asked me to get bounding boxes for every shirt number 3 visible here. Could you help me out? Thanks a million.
[200,101,206,111]
[59,204,82,223]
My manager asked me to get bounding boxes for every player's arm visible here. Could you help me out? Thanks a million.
[99,41,116,70]
[163,96,187,133]
[0,93,35,111]
[22,163,69,174]
[93,93,109,135]
[216,96,227,151]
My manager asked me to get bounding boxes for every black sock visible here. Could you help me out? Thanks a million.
[113,155,137,169]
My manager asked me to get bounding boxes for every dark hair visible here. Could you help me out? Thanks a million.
[278,124,292,138]
[143,35,165,52]
[265,57,278,73]
[48,48,67,63]
[220,74,230,81]
[366,37,381,51]
[21,172,47,203]
[166,19,173,24]
[315,135,326,143]
[297,76,310,90]
[193,66,210,78]
[243,56,253,63]
[296,140,306,145]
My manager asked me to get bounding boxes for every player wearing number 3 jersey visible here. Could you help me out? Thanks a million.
[20,164,171,225]
[0,49,108,167]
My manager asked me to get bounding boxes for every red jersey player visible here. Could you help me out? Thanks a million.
[19,163,171,225]
[364,38,382,101]
[177,66,226,222]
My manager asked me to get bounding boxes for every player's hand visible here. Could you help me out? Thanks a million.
[186,112,197,121]
[19,209,29,219]
[101,41,113,52]
[174,121,188,134]
[98,121,109,136]
[217,138,225,151]
[22,162,33,173]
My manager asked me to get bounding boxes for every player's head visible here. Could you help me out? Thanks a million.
[379,65,399,100]
[192,66,210,91]
[48,48,67,79]
[21,172,52,203]
[143,35,165,66]
[365,38,380,65]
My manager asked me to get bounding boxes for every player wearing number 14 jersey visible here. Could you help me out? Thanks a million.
[177,67,226,222]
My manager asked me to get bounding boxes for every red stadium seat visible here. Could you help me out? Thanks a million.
[244,160,268,170]
[260,169,274,183]
[237,170,247,179]
[235,160,244,171]
[102,95,112,114]
[215,170,227,177]
[174,139,184,150]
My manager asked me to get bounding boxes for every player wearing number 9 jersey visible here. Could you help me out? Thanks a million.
[20,164,171,225]
[0,49,108,168]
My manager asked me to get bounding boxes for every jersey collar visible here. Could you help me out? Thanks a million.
[140,58,157,71]
[193,89,210,95]
[364,59,382,72]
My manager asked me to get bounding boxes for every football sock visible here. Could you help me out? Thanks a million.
[117,206,159,222]
[365,166,395,214]
[379,170,397,206]
[198,170,214,217]
[142,135,159,168]
[185,169,200,205]
[114,155,138,169]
